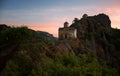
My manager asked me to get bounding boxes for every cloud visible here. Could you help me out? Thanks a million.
[100,6,120,28]
[0,3,120,37]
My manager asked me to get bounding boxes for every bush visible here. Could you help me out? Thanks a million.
[0,26,32,45]
[29,53,117,76]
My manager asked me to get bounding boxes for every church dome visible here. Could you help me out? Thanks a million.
[64,21,69,27]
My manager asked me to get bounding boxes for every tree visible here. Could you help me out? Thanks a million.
[73,18,79,23]
[0,26,32,44]
[82,14,88,18]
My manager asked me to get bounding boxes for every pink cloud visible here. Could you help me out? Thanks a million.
[0,4,120,37]
[103,6,120,28]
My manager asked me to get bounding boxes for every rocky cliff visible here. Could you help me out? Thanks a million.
[69,13,120,73]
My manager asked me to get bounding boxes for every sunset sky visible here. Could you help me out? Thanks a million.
[0,0,120,37]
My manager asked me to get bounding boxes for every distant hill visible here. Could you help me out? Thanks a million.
[35,31,57,41]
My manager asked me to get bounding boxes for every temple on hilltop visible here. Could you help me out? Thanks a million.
[58,21,77,40]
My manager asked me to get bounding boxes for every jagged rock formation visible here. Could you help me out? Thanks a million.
[70,14,111,56]
[70,13,120,73]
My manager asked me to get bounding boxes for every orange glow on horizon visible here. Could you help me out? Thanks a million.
[28,23,60,37]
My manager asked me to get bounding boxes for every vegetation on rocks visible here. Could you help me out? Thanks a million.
[0,13,120,76]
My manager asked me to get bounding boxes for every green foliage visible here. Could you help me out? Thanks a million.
[29,53,118,76]
[0,25,119,76]
[0,52,33,76]
[72,18,81,28]
[0,50,118,76]
[101,62,119,76]
[82,14,88,18]
[73,18,79,23]
[0,26,32,45]
[0,60,19,76]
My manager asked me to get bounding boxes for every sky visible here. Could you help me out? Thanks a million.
[0,0,120,37]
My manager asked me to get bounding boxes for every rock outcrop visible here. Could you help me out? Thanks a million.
[70,13,120,73]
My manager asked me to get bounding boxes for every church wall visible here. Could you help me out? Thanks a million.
[59,28,77,39]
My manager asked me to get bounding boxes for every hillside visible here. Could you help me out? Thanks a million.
[0,13,120,76]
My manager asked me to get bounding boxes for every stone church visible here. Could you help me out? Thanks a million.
[58,22,77,40]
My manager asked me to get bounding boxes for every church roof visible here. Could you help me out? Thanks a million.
[59,27,76,30]
[64,21,69,24]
